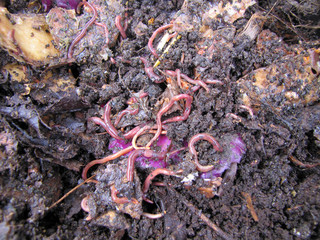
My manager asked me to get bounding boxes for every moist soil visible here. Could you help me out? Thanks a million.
[0,0,320,239]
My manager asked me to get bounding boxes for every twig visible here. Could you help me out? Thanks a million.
[48,174,97,209]
[266,0,279,17]
[167,187,234,240]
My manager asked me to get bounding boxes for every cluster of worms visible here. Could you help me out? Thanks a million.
[68,0,246,220]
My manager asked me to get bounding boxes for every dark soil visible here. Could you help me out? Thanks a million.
[1,0,320,239]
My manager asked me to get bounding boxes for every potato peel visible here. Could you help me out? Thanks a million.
[237,48,320,113]
[0,7,60,66]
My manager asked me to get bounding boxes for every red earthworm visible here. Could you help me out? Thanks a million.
[165,70,176,76]
[151,182,166,187]
[82,145,134,180]
[140,57,165,83]
[188,133,223,172]
[123,125,143,139]
[142,168,182,203]
[146,94,192,148]
[226,113,242,122]
[168,32,178,41]
[115,15,127,39]
[159,94,193,124]
[110,57,116,64]
[67,1,98,59]
[114,108,139,127]
[127,97,137,105]
[180,73,210,93]
[239,105,254,118]
[81,196,93,220]
[103,100,122,140]
[127,92,149,104]
[148,24,173,58]
[139,92,149,99]
[132,125,152,149]
[165,69,182,88]
[81,196,90,212]
[142,212,164,219]
[127,148,168,182]
[94,21,109,46]
[176,69,182,88]
[88,116,109,130]
[167,147,187,156]
[127,149,145,182]
[110,185,130,204]
[205,79,223,85]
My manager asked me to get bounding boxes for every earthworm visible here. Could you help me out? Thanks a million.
[146,94,192,148]
[205,79,223,85]
[142,212,165,219]
[82,145,134,180]
[127,149,144,182]
[180,73,210,93]
[115,15,127,39]
[81,196,93,220]
[148,24,173,58]
[226,113,242,122]
[89,101,122,140]
[188,133,223,172]
[127,148,168,182]
[81,196,90,212]
[123,125,144,139]
[114,108,139,127]
[140,57,165,83]
[239,105,254,118]
[132,125,151,149]
[165,69,183,88]
[166,70,223,91]
[110,185,130,204]
[127,91,148,104]
[176,69,182,88]
[94,21,109,46]
[102,100,122,140]
[67,1,98,59]
[88,117,109,131]
[142,168,181,203]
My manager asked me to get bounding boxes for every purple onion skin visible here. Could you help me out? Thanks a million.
[42,0,81,11]
[108,134,245,179]
[42,0,52,12]
[200,134,246,179]
[108,135,181,169]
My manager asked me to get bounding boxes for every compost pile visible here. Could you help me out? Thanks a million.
[0,0,320,239]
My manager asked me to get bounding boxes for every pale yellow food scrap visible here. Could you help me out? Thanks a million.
[0,7,60,66]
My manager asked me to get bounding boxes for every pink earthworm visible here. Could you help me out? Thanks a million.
[114,108,139,127]
[110,185,130,204]
[148,24,173,58]
[67,1,98,59]
[146,94,192,148]
[140,57,165,83]
[94,21,110,46]
[127,149,167,182]
[142,168,182,203]
[188,133,223,172]
[115,15,127,39]
[82,146,134,180]
[89,100,122,140]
